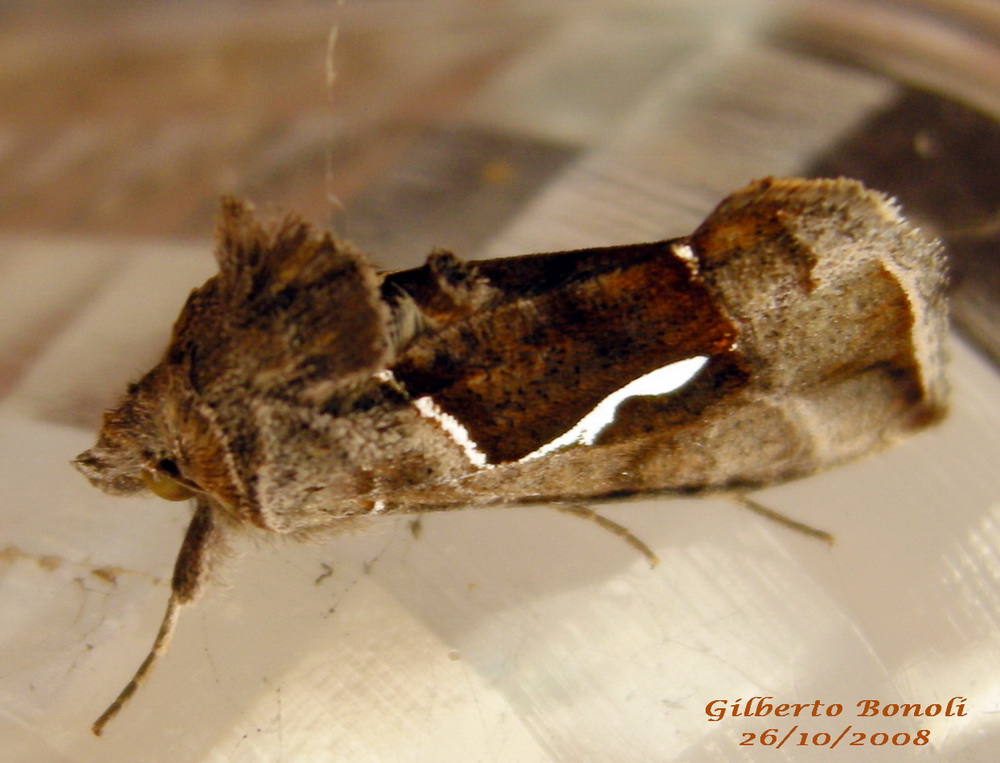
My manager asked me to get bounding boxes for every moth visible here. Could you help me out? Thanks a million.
[74,177,948,734]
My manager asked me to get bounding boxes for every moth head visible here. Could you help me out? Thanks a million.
[73,364,251,517]
[73,373,187,499]
[75,198,395,526]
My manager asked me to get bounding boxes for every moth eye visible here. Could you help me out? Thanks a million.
[142,459,194,501]
[157,458,181,478]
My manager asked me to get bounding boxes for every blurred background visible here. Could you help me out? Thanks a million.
[1,1,999,761]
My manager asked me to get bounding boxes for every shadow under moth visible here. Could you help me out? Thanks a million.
[74,177,948,734]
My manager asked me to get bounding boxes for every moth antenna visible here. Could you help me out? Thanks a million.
[91,594,184,736]
[729,494,834,545]
[553,504,660,568]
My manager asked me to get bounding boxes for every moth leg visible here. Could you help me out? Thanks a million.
[728,494,834,545]
[92,498,221,736]
[552,504,659,568]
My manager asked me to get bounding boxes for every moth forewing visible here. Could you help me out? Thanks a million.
[74,177,947,734]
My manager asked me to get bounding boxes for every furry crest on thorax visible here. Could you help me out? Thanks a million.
[73,199,390,519]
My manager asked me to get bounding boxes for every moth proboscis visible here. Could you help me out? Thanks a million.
[74,177,948,735]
